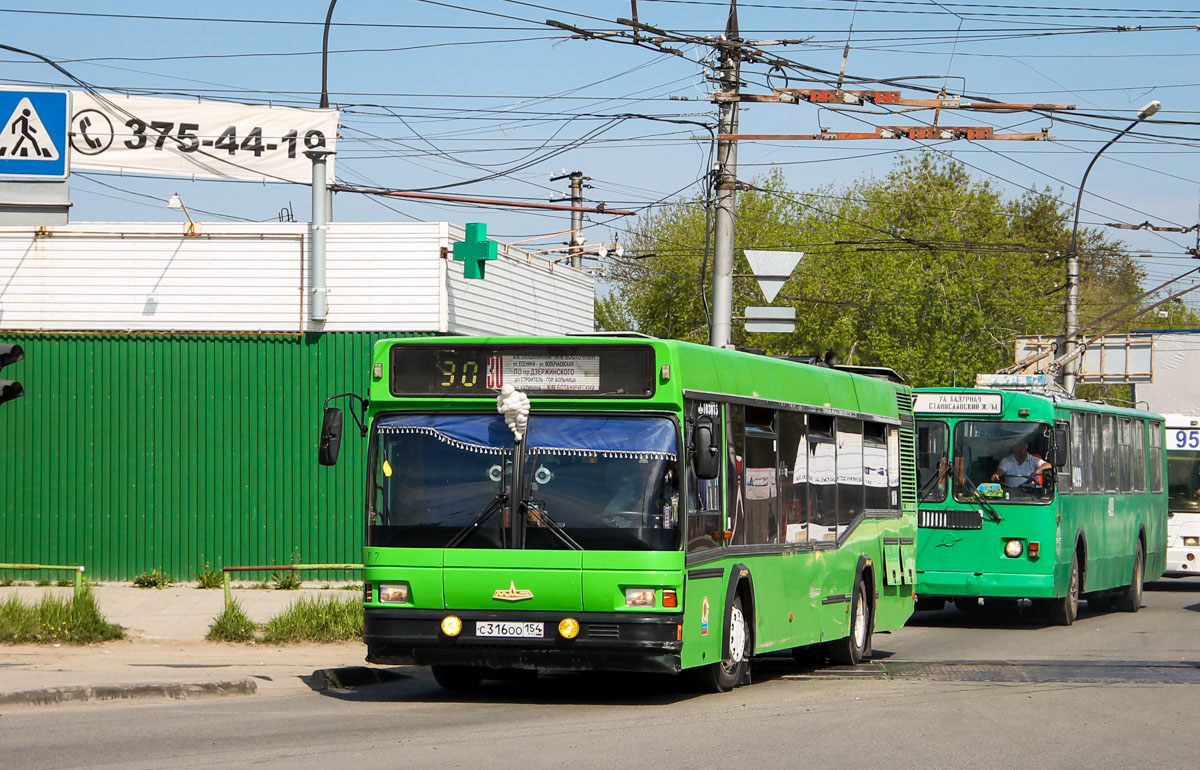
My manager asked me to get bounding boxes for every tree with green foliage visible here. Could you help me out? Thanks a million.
[602,154,1157,386]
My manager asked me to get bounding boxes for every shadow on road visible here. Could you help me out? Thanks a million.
[1146,579,1200,593]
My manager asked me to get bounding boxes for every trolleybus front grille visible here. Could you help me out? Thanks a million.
[918,509,982,530]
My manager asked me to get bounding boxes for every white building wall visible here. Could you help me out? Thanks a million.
[0,221,593,335]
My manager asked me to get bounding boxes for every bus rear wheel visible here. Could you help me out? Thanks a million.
[687,595,749,693]
[1043,555,1080,626]
[828,578,871,666]
[431,665,486,691]
[1114,542,1145,613]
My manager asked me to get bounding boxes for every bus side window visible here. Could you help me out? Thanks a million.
[779,411,808,543]
[685,400,724,553]
[808,415,837,541]
[743,406,778,546]
[864,422,889,510]
[836,418,863,539]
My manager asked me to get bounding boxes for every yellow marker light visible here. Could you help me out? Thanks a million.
[558,617,580,639]
[1184,536,1199,546]
[625,588,656,607]
[1004,539,1024,558]
[441,615,463,637]
[378,583,410,604]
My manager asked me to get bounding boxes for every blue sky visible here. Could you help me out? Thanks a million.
[4,1,1199,305]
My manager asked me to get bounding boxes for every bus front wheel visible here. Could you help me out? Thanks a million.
[1114,542,1145,613]
[1043,555,1080,626]
[828,578,871,666]
[688,594,749,693]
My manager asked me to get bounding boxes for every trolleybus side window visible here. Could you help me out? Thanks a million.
[1118,418,1133,492]
[1103,415,1119,492]
[1149,421,1164,494]
[1089,412,1103,494]
[1070,411,1088,493]
[837,419,864,537]
[916,420,948,503]
[864,422,889,510]
[1055,419,1072,495]
[808,415,837,541]
[1133,420,1146,492]
[744,406,779,545]
[779,410,808,543]
[685,400,724,554]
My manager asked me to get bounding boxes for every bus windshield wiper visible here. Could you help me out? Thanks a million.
[959,470,1003,523]
[523,500,583,550]
[446,493,509,548]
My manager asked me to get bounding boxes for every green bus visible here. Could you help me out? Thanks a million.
[320,335,918,691]
[914,378,1168,625]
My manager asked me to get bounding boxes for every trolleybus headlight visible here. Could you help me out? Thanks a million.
[1004,539,1024,558]
[558,617,580,639]
[441,615,463,637]
[625,588,656,607]
[378,583,410,604]
[1184,536,1199,546]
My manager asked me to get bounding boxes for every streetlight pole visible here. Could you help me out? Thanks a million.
[320,0,339,109]
[1063,99,1161,395]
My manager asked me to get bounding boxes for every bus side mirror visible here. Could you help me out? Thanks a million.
[692,417,719,480]
[319,407,345,466]
[1048,427,1069,468]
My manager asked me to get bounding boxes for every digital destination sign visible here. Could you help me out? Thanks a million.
[389,344,655,398]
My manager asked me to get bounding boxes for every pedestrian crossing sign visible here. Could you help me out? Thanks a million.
[0,89,69,179]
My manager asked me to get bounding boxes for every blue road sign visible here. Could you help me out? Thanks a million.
[0,89,69,179]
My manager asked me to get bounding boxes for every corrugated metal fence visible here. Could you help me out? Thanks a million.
[0,331,424,581]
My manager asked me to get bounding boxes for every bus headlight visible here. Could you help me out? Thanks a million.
[1184,536,1199,546]
[625,588,656,607]
[1004,539,1024,558]
[378,583,410,604]
[558,618,580,639]
[441,615,463,637]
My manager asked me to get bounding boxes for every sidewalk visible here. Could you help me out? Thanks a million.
[0,584,389,709]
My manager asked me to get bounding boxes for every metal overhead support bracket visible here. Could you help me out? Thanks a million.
[715,89,1075,112]
[719,127,1053,141]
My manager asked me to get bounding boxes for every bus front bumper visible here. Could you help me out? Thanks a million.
[364,608,684,674]
[917,570,1056,599]
[1164,546,1198,577]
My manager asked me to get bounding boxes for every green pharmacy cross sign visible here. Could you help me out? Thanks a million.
[453,222,498,279]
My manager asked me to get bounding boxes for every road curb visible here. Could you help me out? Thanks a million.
[0,679,258,708]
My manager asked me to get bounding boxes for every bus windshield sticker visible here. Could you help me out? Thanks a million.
[913,392,1002,415]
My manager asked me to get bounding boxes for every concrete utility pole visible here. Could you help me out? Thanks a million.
[709,1,741,349]
[551,170,587,268]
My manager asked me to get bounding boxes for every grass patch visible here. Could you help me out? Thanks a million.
[0,585,124,644]
[206,599,259,642]
[132,568,172,589]
[261,595,362,643]
[195,562,223,590]
[273,571,302,590]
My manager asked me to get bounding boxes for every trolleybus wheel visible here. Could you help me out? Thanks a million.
[431,665,486,691]
[1114,542,1145,613]
[1043,555,1080,626]
[828,578,871,666]
[688,595,749,693]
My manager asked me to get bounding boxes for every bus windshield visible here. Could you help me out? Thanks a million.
[1167,450,1200,512]
[917,420,948,502]
[953,420,1053,504]
[368,413,680,550]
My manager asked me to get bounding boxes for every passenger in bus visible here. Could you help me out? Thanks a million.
[991,440,1051,487]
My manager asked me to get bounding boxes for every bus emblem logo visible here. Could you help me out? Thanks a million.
[493,581,534,601]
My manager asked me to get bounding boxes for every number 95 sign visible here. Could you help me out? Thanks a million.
[69,91,337,184]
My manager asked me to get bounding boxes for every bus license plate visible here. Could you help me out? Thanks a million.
[476,621,544,638]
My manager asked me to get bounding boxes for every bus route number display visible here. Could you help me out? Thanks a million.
[389,345,654,398]
[1170,429,1200,450]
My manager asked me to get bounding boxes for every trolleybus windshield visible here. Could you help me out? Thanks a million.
[953,420,1053,504]
[368,413,680,550]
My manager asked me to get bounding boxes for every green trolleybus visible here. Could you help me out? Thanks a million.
[319,335,918,691]
[913,376,1168,625]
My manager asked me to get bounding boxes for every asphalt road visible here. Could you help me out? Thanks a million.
[4,577,1197,770]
